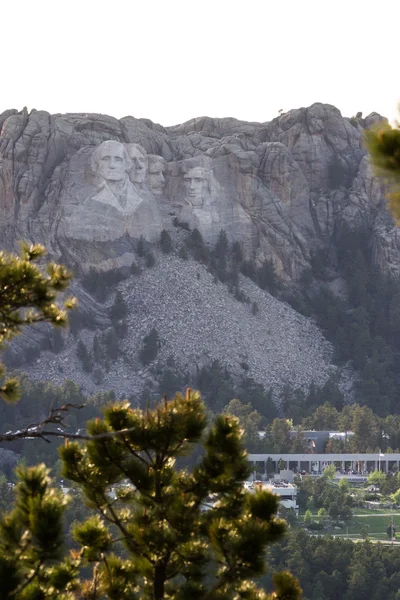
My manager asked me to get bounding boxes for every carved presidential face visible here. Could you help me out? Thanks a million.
[148,160,166,195]
[184,167,207,207]
[95,141,128,182]
[127,145,147,184]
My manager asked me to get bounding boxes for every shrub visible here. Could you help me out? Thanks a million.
[234,287,249,303]
[364,493,380,501]
[308,521,324,531]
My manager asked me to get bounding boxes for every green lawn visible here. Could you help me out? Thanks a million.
[349,514,400,536]
[353,508,399,515]
[299,511,400,540]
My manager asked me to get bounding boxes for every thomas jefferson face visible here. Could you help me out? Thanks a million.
[127,145,147,184]
[184,167,206,207]
[148,160,166,195]
[96,141,127,182]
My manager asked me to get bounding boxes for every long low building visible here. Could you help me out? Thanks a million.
[247,453,400,474]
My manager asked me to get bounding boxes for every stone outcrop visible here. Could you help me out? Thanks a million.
[0,103,397,281]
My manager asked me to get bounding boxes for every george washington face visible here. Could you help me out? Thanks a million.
[93,141,129,182]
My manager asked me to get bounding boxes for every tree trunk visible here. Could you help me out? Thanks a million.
[154,562,166,600]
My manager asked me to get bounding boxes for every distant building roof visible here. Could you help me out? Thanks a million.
[289,430,354,453]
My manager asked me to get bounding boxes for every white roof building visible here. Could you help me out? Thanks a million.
[249,480,298,512]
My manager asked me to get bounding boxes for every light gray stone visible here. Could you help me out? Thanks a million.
[0,103,393,279]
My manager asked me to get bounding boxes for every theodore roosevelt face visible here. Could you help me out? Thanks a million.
[148,158,166,195]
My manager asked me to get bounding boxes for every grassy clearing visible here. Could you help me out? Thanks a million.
[349,514,400,536]
[298,511,400,540]
[353,508,400,515]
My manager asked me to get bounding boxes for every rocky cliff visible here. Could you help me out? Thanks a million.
[0,103,395,281]
[0,103,395,401]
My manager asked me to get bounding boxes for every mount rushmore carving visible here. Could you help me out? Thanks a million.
[0,103,395,279]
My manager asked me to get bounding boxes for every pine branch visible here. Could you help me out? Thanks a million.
[0,403,152,444]
[10,559,43,598]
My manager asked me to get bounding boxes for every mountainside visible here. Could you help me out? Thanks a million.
[18,248,335,399]
[0,102,397,407]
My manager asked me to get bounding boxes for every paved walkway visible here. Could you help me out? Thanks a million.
[353,513,400,517]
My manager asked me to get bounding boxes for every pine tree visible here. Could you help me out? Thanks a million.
[257,259,279,295]
[160,230,173,254]
[158,366,184,398]
[186,228,208,263]
[178,246,188,260]
[146,251,156,268]
[215,229,229,256]
[241,258,257,280]
[0,464,78,598]
[130,260,142,275]
[137,235,146,257]
[59,390,301,600]
[0,244,74,402]
[105,328,119,361]
[291,427,307,452]
[92,367,104,385]
[365,119,400,222]
[231,240,244,264]
[76,339,93,372]
[212,229,229,281]
[92,333,104,364]
[50,328,65,353]
[110,290,128,321]
[139,327,159,365]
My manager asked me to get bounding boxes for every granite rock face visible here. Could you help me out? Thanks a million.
[0,103,396,280]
